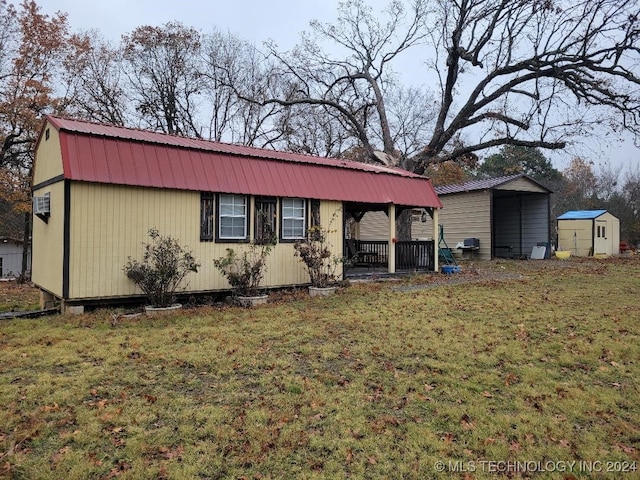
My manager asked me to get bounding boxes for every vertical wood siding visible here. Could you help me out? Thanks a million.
[32,122,66,296]
[67,184,343,300]
[31,181,65,296]
[33,123,64,185]
[557,219,593,256]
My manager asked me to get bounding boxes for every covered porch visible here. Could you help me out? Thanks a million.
[343,202,439,276]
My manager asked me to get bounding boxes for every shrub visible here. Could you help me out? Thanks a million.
[293,213,344,288]
[124,228,200,307]
[213,243,273,297]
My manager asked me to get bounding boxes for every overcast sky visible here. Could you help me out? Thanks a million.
[37,0,342,49]
[35,0,639,172]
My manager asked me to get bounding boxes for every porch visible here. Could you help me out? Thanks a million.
[343,239,435,277]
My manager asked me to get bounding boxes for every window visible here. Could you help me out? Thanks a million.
[310,199,320,229]
[200,192,214,241]
[281,198,306,240]
[255,197,277,244]
[218,194,248,240]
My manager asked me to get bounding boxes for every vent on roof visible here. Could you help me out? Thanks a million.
[34,192,50,222]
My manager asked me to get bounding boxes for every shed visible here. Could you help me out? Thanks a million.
[0,237,30,279]
[411,174,552,260]
[32,116,442,310]
[557,210,620,257]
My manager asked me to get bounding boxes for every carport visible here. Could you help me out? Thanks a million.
[412,174,553,260]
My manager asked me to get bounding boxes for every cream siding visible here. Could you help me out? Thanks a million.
[31,181,65,296]
[411,210,436,240]
[358,211,390,240]
[31,121,66,295]
[494,177,547,193]
[33,122,64,185]
[557,219,593,256]
[66,183,343,300]
[606,213,621,255]
[415,190,492,260]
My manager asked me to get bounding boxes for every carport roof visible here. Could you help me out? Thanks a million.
[40,116,442,208]
[435,174,551,195]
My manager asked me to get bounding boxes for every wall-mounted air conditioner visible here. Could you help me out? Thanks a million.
[33,192,50,221]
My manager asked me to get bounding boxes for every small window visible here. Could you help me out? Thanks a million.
[218,194,248,240]
[281,198,306,240]
[309,199,322,240]
[200,192,214,241]
[601,226,606,238]
[310,199,321,229]
[255,197,277,244]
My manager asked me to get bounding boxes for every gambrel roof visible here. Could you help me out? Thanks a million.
[40,116,442,208]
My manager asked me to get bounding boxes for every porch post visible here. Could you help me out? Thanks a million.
[432,208,439,272]
[388,204,396,273]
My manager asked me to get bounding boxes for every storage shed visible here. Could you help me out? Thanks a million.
[411,174,552,260]
[32,116,442,310]
[0,238,30,279]
[557,210,620,257]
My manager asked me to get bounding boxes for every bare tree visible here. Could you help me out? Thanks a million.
[61,31,129,126]
[200,29,292,148]
[385,85,437,159]
[277,103,357,157]
[239,0,639,171]
[200,29,247,142]
[415,0,640,171]
[0,1,79,278]
[122,22,203,136]
[235,0,433,163]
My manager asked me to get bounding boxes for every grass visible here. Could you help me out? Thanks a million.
[1,257,639,479]
[0,281,40,313]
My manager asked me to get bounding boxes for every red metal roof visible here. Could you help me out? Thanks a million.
[44,115,442,208]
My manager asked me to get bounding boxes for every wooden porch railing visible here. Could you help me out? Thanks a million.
[395,240,435,271]
[345,240,435,271]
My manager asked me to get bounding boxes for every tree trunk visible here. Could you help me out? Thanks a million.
[19,211,31,283]
[395,209,412,241]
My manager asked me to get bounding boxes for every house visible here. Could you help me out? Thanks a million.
[411,174,553,260]
[0,237,30,279]
[557,210,620,257]
[31,116,442,311]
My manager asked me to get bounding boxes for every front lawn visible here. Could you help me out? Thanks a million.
[1,258,638,479]
[0,280,40,313]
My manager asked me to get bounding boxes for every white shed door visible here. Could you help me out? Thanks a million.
[594,220,610,255]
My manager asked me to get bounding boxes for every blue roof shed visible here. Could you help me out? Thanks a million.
[557,210,607,220]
